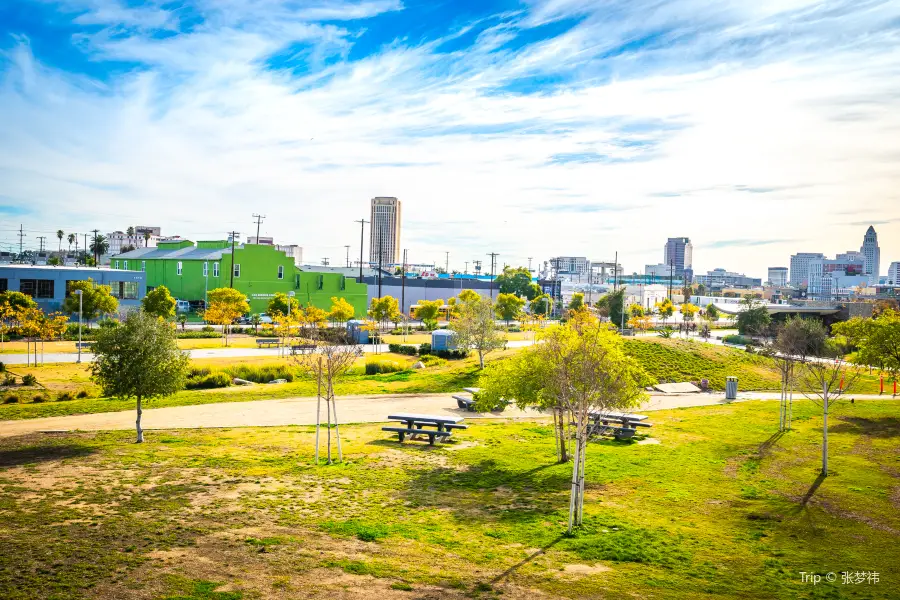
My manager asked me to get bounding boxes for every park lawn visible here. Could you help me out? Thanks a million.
[0,335,274,354]
[0,400,898,599]
[381,330,531,345]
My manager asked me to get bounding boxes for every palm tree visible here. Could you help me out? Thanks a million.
[67,233,75,253]
[126,226,135,237]
[143,231,151,247]
[90,234,109,264]
[56,230,64,253]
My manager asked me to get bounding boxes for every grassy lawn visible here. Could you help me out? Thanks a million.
[0,336,273,354]
[0,400,897,599]
[381,331,532,344]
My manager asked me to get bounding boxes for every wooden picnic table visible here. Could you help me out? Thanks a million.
[587,411,652,440]
[383,413,467,445]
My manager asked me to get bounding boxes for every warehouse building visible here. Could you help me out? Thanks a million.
[0,264,146,313]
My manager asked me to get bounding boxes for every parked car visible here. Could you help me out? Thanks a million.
[234,315,251,325]
[257,314,274,324]
[175,300,191,313]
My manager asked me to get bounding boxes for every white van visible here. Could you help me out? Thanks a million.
[175,300,191,313]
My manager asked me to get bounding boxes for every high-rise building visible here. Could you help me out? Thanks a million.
[888,262,900,285]
[836,251,865,262]
[694,269,762,289]
[767,267,788,287]
[789,252,825,287]
[663,237,693,281]
[860,226,880,284]
[807,257,867,298]
[369,197,401,266]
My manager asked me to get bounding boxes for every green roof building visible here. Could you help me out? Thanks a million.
[115,240,367,316]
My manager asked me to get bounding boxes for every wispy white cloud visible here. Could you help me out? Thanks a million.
[1,0,899,274]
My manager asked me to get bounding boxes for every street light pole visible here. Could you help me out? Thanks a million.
[76,290,83,364]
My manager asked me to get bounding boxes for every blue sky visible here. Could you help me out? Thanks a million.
[1,0,899,275]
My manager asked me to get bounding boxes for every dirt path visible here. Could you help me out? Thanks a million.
[0,392,890,438]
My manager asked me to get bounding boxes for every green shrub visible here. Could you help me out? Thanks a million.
[2,374,15,386]
[365,359,404,375]
[723,334,751,345]
[419,354,447,367]
[32,394,49,403]
[433,349,468,360]
[57,391,75,402]
[388,344,418,356]
[0,362,5,372]
[185,372,232,390]
[201,325,216,332]
[22,374,38,386]
[3,393,20,404]
[222,364,294,383]
[75,390,91,399]
[417,342,432,356]
[176,331,223,339]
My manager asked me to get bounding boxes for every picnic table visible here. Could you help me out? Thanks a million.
[289,344,317,355]
[256,338,280,348]
[75,342,93,350]
[587,410,652,440]
[382,413,467,445]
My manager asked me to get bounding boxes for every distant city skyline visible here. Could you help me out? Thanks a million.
[1,1,899,275]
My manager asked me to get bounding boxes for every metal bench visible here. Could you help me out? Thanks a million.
[381,427,452,445]
[74,342,93,350]
[256,338,280,348]
[289,344,317,355]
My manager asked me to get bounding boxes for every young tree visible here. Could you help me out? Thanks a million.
[833,309,900,390]
[91,310,189,443]
[705,302,720,323]
[529,293,551,317]
[736,297,771,337]
[303,304,328,332]
[655,298,674,326]
[249,313,262,334]
[414,299,444,331]
[766,317,828,431]
[496,266,536,298]
[450,296,506,369]
[141,285,176,320]
[595,288,625,327]
[628,314,652,332]
[205,288,249,346]
[368,296,400,331]
[267,292,300,318]
[177,314,187,331]
[328,296,355,326]
[61,279,118,326]
[628,303,644,318]
[681,285,692,302]
[680,302,699,322]
[798,350,861,476]
[567,292,585,312]
[293,338,363,464]
[495,293,525,326]
[448,289,480,319]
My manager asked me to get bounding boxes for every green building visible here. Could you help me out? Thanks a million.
[116,240,368,316]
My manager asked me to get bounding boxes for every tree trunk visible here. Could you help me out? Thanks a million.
[330,376,343,463]
[478,350,485,369]
[135,396,144,443]
[315,359,322,464]
[555,407,568,463]
[822,381,829,476]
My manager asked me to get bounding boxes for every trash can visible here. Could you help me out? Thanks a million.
[725,376,738,400]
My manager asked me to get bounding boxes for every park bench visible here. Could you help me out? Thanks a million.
[289,344,317,355]
[382,413,467,445]
[256,338,280,348]
[453,395,476,411]
[74,342,93,350]
[587,411,652,440]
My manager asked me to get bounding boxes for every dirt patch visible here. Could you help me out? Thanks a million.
[637,438,660,445]
[562,563,612,574]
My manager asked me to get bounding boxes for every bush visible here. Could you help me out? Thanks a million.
[76,389,91,399]
[201,325,216,332]
[419,354,447,367]
[176,331,223,339]
[0,362,4,372]
[2,374,15,386]
[388,344,418,356]
[98,319,119,330]
[723,334,751,346]
[32,394,49,403]
[365,359,404,375]
[57,391,75,402]
[222,364,295,383]
[417,343,432,356]
[507,326,522,333]
[185,372,232,390]
[433,349,469,360]
[22,374,38,386]
[3,393,19,404]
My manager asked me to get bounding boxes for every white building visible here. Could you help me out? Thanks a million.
[888,262,900,285]
[247,237,303,267]
[645,263,672,279]
[836,250,864,262]
[860,226,881,284]
[107,230,159,255]
[550,256,590,277]
[370,196,402,266]
[624,284,669,311]
[789,252,825,287]
[808,257,868,299]
[767,267,788,287]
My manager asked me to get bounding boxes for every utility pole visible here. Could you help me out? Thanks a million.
[37,236,46,253]
[464,261,468,274]
[355,219,368,282]
[17,224,25,257]
[252,214,265,243]
[91,229,100,265]
[473,259,482,276]
[344,245,350,268]
[228,231,239,287]
[488,252,499,298]
[401,248,407,316]
[322,258,330,266]
[377,229,384,297]
[83,234,88,264]
[528,257,533,272]
[668,260,674,302]
[445,251,449,275]
[613,251,618,291]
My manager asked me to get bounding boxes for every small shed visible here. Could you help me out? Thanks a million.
[431,329,457,351]
[347,320,369,344]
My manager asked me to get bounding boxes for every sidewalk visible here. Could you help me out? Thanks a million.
[3,390,890,438]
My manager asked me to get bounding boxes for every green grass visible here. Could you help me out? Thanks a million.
[0,400,898,599]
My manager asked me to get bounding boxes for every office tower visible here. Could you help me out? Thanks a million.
[663,237,693,280]
[789,252,825,287]
[369,196,402,267]
[767,267,788,287]
[888,262,900,285]
[860,226,880,284]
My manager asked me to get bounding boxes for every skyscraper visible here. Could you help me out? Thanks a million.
[663,237,693,281]
[860,225,880,284]
[789,252,825,287]
[369,196,402,267]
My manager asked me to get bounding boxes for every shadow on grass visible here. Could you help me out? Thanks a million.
[0,442,97,467]
[491,534,566,584]
[831,416,900,438]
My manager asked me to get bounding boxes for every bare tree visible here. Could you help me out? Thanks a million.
[798,355,861,476]
[766,317,828,431]
[292,336,362,464]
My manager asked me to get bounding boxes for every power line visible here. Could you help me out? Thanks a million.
[252,214,266,242]
[17,225,25,256]
[344,245,351,268]
[488,252,499,297]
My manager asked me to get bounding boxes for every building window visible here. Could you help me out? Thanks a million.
[203,262,208,277]
[233,264,241,278]
[0,278,7,293]
[278,265,284,280]
[123,260,128,270]
[213,262,220,277]
[177,261,183,276]
[317,274,324,290]
[115,260,120,269]
[141,261,146,272]
[122,281,138,300]
[20,279,54,298]
[340,276,346,291]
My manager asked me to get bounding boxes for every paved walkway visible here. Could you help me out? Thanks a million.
[3,391,890,438]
